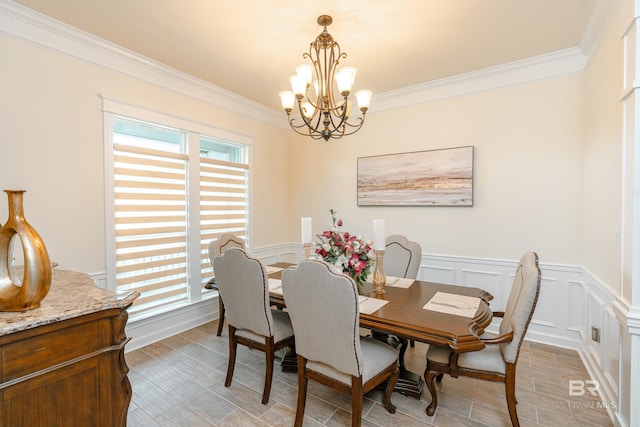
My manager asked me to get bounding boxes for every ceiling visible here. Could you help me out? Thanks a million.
[12,0,603,111]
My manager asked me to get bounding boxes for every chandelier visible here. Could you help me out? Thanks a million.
[279,15,372,141]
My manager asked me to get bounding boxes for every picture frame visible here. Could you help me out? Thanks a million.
[357,146,474,206]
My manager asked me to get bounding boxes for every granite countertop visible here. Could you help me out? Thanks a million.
[0,269,139,336]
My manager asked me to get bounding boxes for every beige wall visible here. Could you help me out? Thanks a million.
[583,7,624,297]
[0,35,292,273]
[290,74,585,264]
[0,10,622,281]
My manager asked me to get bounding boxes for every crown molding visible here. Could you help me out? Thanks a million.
[0,0,286,128]
[1,0,616,120]
[372,48,586,113]
[579,0,621,64]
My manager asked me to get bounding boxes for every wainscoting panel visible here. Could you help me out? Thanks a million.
[421,264,455,284]
[533,275,559,329]
[460,269,504,308]
[604,306,620,396]
[588,292,605,367]
[567,280,588,339]
[578,268,623,420]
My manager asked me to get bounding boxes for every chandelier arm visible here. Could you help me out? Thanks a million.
[287,117,327,140]
[332,117,366,138]
[288,106,332,139]
[341,115,366,129]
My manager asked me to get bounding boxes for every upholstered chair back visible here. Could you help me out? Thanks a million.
[213,248,274,338]
[281,260,363,377]
[384,235,422,279]
[499,251,541,363]
[208,233,245,266]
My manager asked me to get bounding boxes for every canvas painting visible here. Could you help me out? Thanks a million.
[357,146,474,206]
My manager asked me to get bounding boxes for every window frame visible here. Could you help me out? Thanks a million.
[102,96,253,320]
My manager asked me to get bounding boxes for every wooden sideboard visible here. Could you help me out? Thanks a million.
[0,270,138,426]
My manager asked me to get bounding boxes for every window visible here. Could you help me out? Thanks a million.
[103,98,250,320]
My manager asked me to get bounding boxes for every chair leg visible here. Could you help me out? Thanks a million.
[383,367,398,414]
[505,365,520,427]
[216,297,225,336]
[424,369,440,416]
[350,376,364,427]
[294,356,308,427]
[225,326,237,387]
[261,337,275,404]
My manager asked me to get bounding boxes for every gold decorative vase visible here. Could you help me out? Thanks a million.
[0,190,51,311]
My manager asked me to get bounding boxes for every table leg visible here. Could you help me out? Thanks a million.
[371,333,425,399]
[280,346,297,373]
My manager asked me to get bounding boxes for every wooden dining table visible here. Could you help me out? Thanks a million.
[266,262,493,398]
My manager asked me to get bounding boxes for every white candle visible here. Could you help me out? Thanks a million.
[373,219,385,250]
[301,217,312,244]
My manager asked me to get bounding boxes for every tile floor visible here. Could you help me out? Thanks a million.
[126,321,613,426]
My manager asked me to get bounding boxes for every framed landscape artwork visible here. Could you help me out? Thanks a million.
[357,146,474,206]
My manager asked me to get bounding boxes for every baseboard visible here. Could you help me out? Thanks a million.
[124,297,219,352]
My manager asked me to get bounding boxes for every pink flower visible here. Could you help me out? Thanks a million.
[337,219,343,226]
[352,259,366,273]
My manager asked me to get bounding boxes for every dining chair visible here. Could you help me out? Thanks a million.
[384,234,422,280]
[281,260,399,427]
[207,232,245,336]
[423,251,541,426]
[212,247,295,404]
[384,234,422,347]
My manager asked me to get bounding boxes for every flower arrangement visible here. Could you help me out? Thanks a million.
[315,209,374,286]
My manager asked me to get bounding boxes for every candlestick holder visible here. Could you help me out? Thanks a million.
[373,249,386,294]
[303,242,312,260]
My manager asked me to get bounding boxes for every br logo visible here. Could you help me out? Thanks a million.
[569,380,600,397]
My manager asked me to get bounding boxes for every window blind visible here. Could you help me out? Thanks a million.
[199,156,249,284]
[113,143,189,317]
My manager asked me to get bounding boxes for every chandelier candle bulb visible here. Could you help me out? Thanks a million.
[356,90,372,111]
[289,74,307,97]
[301,102,314,119]
[373,219,385,251]
[335,66,357,95]
[295,64,314,85]
[279,91,295,111]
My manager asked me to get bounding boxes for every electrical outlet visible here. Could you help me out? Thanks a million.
[591,326,600,343]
